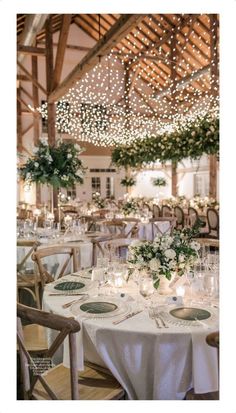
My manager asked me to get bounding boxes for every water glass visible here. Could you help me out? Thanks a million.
[203,272,218,298]
[139,277,154,304]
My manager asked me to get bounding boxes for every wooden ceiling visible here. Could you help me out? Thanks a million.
[17,13,219,102]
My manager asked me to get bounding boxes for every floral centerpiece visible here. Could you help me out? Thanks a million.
[151,177,167,187]
[92,192,106,209]
[128,228,200,290]
[190,195,219,211]
[18,137,85,188]
[122,199,138,216]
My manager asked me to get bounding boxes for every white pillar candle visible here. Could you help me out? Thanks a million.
[176,285,185,297]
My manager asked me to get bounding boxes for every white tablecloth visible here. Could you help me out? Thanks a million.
[125,221,170,241]
[43,278,219,400]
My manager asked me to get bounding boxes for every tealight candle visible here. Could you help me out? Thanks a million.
[176,286,186,297]
[114,275,124,288]
[47,213,54,221]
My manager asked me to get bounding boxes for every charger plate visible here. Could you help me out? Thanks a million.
[46,275,93,294]
[70,296,130,319]
[159,305,218,328]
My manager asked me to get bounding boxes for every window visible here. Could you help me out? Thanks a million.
[91,177,101,194]
[194,173,209,197]
[106,177,114,198]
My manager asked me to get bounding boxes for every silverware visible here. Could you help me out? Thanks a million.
[154,317,161,328]
[113,310,142,325]
[156,314,168,328]
[62,294,89,309]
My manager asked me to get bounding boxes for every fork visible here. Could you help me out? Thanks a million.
[155,313,169,328]
[149,308,162,328]
[62,294,89,309]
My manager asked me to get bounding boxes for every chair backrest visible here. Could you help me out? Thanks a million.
[32,246,80,287]
[161,205,172,217]
[206,331,219,369]
[188,207,199,227]
[151,217,176,238]
[153,204,161,219]
[143,202,151,211]
[207,208,219,234]
[17,303,81,400]
[103,238,138,261]
[17,240,40,273]
[174,206,185,227]
[102,220,126,236]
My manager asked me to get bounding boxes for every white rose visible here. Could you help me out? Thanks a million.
[179,254,185,263]
[190,241,201,251]
[34,162,39,168]
[210,126,215,132]
[165,249,176,259]
[149,258,161,271]
[191,131,196,137]
[67,153,72,159]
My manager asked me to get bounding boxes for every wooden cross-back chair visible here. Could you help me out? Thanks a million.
[17,240,41,309]
[103,238,139,261]
[32,246,80,288]
[150,217,177,239]
[17,303,125,400]
[101,219,127,237]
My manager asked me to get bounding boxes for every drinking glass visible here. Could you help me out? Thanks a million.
[139,277,154,307]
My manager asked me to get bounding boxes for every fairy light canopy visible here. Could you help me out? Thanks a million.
[18,13,219,147]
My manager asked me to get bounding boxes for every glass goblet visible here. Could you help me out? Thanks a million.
[139,277,155,307]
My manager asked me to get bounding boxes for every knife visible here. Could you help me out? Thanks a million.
[48,292,88,296]
[113,310,142,325]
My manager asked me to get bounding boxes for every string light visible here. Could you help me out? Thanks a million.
[37,14,219,147]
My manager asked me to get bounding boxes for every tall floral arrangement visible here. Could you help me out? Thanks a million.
[128,228,200,288]
[92,192,106,209]
[122,198,138,216]
[18,138,85,188]
[120,176,136,187]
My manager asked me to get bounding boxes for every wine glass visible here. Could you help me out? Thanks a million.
[139,276,155,307]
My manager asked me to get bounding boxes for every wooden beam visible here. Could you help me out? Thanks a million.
[48,14,144,103]
[129,14,196,70]
[209,14,219,199]
[53,14,72,88]
[152,65,211,99]
[128,67,140,96]
[17,45,46,56]
[171,161,177,197]
[38,41,91,52]
[17,75,31,82]
[170,32,178,196]
[17,95,31,112]
[22,122,34,136]
[134,87,157,116]
[32,56,40,145]
[20,86,33,102]
[17,61,47,95]
[45,16,57,211]
[17,89,23,152]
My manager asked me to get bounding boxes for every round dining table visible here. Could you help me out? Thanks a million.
[42,273,219,400]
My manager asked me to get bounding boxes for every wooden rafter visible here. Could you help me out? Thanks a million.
[17,61,47,95]
[134,87,157,115]
[22,122,34,136]
[17,45,46,56]
[53,14,72,88]
[49,14,145,103]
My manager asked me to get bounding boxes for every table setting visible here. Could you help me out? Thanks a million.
[42,228,219,400]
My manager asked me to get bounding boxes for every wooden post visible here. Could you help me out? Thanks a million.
[32,55,41,207]
[17,88,23,153]
[171,161,177,197]
[209,14,219,199]
[45,16,58,212]
[170,34,178,196]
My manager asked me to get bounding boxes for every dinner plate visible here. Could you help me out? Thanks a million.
[70,296,130,319]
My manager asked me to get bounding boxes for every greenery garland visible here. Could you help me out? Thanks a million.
[111,114,219,168]
[19,138,85,188]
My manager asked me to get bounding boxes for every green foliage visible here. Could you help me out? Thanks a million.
[152,177,167,187]
[111,114,219,168]
[18,139,85,188]
[120,177,136,187]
